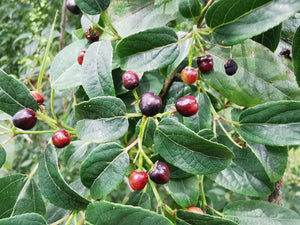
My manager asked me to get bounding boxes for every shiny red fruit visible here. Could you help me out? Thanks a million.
[77,49,86,65]
[148,162,170,184]
[52,130,71,148]
[197,55,214,72]
[181,67,198,84]
[66,0,81,15]
[85,27,99,43]
[175,95,199,117]
[12,108,37,130]
[30,91,44,105]
[122,71,139,90]
[139,92,162,117]
[187,207,203,214]
[129,170,148,191]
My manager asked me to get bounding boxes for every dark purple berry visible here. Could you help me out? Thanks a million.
[129,170,148,191]
[149,162,170,184]
[52,130,71,148]
[122,71,139,90]
[66,0,81,15]
[139,92,162,117]
[85,27,99,43]
[12,108,37,130]
[197,55,214,72]
[175,95,199,117]
[224,59,238,76]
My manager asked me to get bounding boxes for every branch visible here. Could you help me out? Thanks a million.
[59,0,68,50]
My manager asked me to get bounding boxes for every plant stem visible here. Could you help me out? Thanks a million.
[82,12,115,37]
[132,89,140,109]
[201,0,215,14]
[51,89,59,122]
[138,116,154,167]
[154,110,177,118]
[126,112,143,118]
[219,116,240,126]
[124,138,139,152]
[100,11,121,39]
[149,179,164,216]
[0,134,16,147]
[206,205,225,217]
[199,175,207,207]
[65,212,74,225]
[28,163,39,179]
[51,214,71,225]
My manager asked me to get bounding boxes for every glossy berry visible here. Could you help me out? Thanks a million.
[30,91,44,105]
[224,59,238,76]
[129,170,148,191]
[175,95,199,117]
[77,49,86,65]
[197,55,214,72]
[139,92,162,117]
[85,27,99,43]
[181,67,198,84]
[122,71,139,90]
[66,0,81,15]
[12,108,37,130]
[148,162,170,184]
[187,207,203,214]
[52,130,71,148]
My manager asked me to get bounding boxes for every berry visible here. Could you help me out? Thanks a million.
[12,108,37,130]
[175,95,199,117]
[52,130,71,148]
[187,207,203,214]
[122,71,139,90]
[129,170,148,191]
[139,92,162,117]
[197,55,214,72]
[148,162,170,184]
[66,0,81,15]
[224,59,238,76]
[181,67,198,84]
[77,49,86,65]
[30,91,44,105]
[85,27,99,43]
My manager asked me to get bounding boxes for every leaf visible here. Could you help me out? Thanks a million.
[38,144,90,210]
[75,96,129,142]
[0,174,46,219]
[0,213,47,225]
[206,0,300,45]
[116,27,180,72]
[75,0,110,15]
[203,39,300,107]
[0,147,5,168]
[282,13,300,42]
[0,69,38,116]
[125,191,151,210]
[224,200,300,225]
[86,201,173,225]
[232,100,300,146]
[80,143,129,199]
[178,0,202,19]
[292,26,300,87]
[165,176,199,208]
[136,70,165,95]
[154,118,234,175]
[81,40,115,98]
[208,136,274,197]
[49,40,87,91]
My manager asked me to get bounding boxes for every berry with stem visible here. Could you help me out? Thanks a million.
[181,67,198,84]
[12,108,37,130]
[122,71,139,90]
[52,130,71,148]
[148,161,170,184]
[85,26,99,43]
[197,55,214,72]
[129,170,148,191]
[176,95,199,117]
[139,92,162,117]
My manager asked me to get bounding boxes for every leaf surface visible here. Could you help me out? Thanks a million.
[75,0,110,14]
[0,213,47,225]
[292,26,300,86]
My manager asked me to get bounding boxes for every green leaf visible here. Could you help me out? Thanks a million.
[49,40,87,91]
[0,174,46,219]
[203,40,300,107]
[136,70,165,95]
[116,27,180,72]
[86,201,173,225]
[154,118,234,175]
[0,147,5,168]
[232,100,300,146]
[38,145,90,210]
[125,191,151,210]
[165,176,199,208]
[0,213,47,225]
[292,26,300,87]
[80,143,129,199]
[282,13,300,42]
[75,0,110,15]
[208,136,274,197]
[206,0,300,45]
[75,96,129,142]
[81,40,115,97]
[224,200,300,225]
[0,69,38,116]
[178,0,202,19]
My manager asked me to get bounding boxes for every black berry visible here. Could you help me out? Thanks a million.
[175,95,199,117]
[149,162,170,184]
[85,27,99,43]
[52,130,71,148]
[139,92,162,117]
[12,108,37,130]
[129,170,148,191]
[224,59,238,76]
[66,0,81,15]
[122,71,139,90]
[197,55,214,72]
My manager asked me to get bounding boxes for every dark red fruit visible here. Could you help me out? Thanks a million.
[197,55,214,72]
[175,95,199,117]
[181,67,198,84]
[148,162,170,184]
[12,108,37,130]
[139,92,162,117]
[30,91,44,105]
[122,71,139,90]
[187,207,203,214]
[66,0,81,15]
[77,49,86,65]
[85,27,99,43]
[224,59,238,76]
[52,130,71,148]
[129,170,148,191]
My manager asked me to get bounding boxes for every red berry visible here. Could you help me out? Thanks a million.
[148,162,170,184]
[197,55,214,72]
[181,67,198,84]
[66,0,81,15]
[139,92,162,117]
[85,27,99,43]
[52,130,71,148]
[224,59,238,76]
[187,207,203,214]
[129,170,148,191]
[12,108,37,130]
[122,71,139,90]
[30,91,44,105]
[77,49,86,65]
[175,95,199,117]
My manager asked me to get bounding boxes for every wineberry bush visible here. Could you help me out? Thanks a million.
[0,0,300,224]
